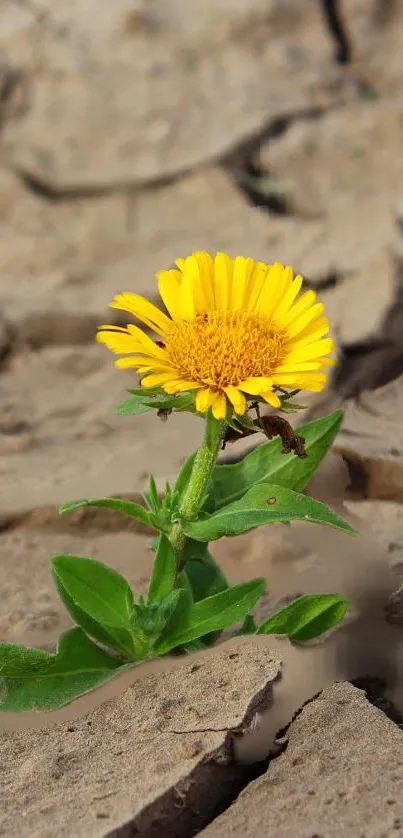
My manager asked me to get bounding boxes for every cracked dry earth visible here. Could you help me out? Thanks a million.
[3,1,403,836]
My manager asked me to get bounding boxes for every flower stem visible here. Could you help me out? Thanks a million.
[170,414,224,566]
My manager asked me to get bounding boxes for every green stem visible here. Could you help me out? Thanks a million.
[170,414,224,566]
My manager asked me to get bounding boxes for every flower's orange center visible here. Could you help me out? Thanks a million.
[164,311,286,388]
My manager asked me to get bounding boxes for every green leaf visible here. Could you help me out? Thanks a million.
[182,482,357,541]
[149,536,159,553]
[143,474,160,513]
[51,554,135,628]
[147,534,177,604]
[156,588,193,648]
[237,614,257,635]
[52,575,136,659]
[0,628,124,712]
[152,589,185,634]
[144,393,196,411]
[116,389,196,415]
[182,542,229,601]
[59,497,153,528]
[115,394,154,415]
[209,410,343,510]
[155,578,265,654]
[257,594,349,641]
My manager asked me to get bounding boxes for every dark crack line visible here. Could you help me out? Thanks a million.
[167,727,231,735]
[319,0,352,64]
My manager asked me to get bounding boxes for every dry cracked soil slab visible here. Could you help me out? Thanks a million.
[260,92,403,276]
[335,374,403,503]
[0,638,281,838]
[0,0,376,192]
[198,681,403,838]
[2,159,398,333]
[0,343,203,517]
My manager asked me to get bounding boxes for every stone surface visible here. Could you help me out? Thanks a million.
[0,165,326,323]
[199,682,403,838]
[345,499,403,573]
[260,95,403,276]
[0,0,367,191]
[0,639,281,838]
[320,249,396,346]
[335,376,403,502]
[0,344,202,515]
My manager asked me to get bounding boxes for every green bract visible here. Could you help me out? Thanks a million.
[0,408,354,712]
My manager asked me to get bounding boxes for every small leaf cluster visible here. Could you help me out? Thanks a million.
[0,410,352,711]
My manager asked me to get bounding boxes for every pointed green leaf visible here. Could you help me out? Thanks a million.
[115,394,154,415]
[0,628,123,712]
[182,542,229,601]
[257,594,349,641]
[144,393,196,411]
[147,534,177,604]
[153,589,184,633]
[237,614,258,635]
[52,575,137,660]
[116,390,196,415]
[182,482,357,541]
[180,543,229,649]
[155,588,193,648]
[143,474,160,513]
[59,497,153,528]
[51,554,135,628]
[155,578,265,654]
[209,410,343,510]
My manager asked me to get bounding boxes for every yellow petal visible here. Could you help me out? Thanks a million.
[274,274,303,321]
[224,385,247,415]
[318,358,336,367]
[157,269,182,320]
[275,362,327,373]
[97,324,129,332]
[237,376,273,394]
[260,390,282,408]
[271,372,327,391]
[285,318,330,349]
[211,391,227,420]
[285,337,334,363]
[140,372,179,388]
[194,251,215,310]
[186,253,215,314]
[255,263,292,320]
[196,387,216,413]
[230,256,254,311]
[115,356,175,371]
[282,289,317,328]
[180,266,196,320]
[163,380,201,394]
[298,377,327,392]
[245,262,268,312]
[213,252,232,309]
[109,292,171,335]
[96,328,138,354]
[126,324,168,357]
[286,303,325,339]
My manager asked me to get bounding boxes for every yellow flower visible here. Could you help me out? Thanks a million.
[97,252,334,420]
